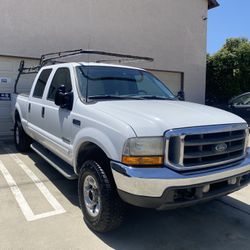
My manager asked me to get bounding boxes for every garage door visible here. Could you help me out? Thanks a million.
[150,70,183,96]
[0,56,37,137]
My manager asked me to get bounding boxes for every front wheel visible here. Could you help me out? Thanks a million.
[78,160,124,232]
[14,120,31,152]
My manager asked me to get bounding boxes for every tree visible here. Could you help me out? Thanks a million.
[206,38,250,104]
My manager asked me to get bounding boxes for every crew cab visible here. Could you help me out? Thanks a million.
[13,55,250,232]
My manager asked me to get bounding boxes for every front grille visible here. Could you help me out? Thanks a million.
[165,124,248,171]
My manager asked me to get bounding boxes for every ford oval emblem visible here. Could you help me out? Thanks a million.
[215,143,228,152]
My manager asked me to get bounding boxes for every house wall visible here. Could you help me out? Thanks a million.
[0,0,208,101]
[0,0,209,136]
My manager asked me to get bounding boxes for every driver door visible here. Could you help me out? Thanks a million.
[42,67,74,163]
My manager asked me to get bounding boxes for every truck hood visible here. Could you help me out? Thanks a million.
[93,100,246,136]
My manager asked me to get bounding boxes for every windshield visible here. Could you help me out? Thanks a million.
[76,66,175,101]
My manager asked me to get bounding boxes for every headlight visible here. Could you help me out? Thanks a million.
[122,137,164,166]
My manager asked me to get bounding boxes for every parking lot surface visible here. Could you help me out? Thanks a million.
[1,139,250,250]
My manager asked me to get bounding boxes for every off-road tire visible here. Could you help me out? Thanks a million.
[14,119,31,152]
[78,160,124,232]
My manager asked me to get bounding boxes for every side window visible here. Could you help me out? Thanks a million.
[32,69,52,98]
[47,68,72,101]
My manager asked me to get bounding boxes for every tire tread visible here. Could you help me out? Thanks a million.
[78,160,124,232]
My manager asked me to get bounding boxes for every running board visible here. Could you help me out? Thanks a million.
[30,142,77,180]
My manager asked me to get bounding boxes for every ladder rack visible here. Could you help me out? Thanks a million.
[14,49,154,94]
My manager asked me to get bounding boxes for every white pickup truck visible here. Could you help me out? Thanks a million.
[12,52,250,232]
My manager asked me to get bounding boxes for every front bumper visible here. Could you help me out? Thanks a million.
[111,149,250,209]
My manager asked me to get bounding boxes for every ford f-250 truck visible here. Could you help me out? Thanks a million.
[12,50,250,232]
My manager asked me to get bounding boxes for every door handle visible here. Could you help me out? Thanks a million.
[28,103,31,113]
[41,107,45,118]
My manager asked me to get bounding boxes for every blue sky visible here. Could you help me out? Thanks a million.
[207,0,250,54]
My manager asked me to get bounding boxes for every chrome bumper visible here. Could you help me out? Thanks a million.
[111,149,250,198]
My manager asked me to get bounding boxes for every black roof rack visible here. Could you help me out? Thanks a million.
[14,49,154,93]
[40,49,154,66]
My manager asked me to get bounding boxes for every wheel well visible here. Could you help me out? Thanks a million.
[15,110,20,122]
[76,142,110,175]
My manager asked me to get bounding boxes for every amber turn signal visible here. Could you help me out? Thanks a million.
[122,156,163,166]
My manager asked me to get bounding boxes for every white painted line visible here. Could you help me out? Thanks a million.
[1,147,66,221]
[229,185,250,205]
[220,185,250,214]
[4,147,65,211]
[0,160,35,221]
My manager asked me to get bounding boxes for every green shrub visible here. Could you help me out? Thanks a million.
[206,38,250,105]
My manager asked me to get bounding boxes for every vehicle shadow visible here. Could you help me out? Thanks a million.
[0,139,15,154]
[96,198,250,250]
[27,151,79,207]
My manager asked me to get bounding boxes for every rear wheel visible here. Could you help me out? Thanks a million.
[14,119,31,152]
[78,160,124,232]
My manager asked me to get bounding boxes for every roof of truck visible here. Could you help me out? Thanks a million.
[77,62,145,71]
[42,62,146,71]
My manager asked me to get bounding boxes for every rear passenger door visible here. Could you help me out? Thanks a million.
[28,68,52,141]
[42,67,74,163]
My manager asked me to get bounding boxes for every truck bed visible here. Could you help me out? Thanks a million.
[11,93,29,123]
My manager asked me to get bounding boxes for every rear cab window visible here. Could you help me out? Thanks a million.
[32,69,52,98]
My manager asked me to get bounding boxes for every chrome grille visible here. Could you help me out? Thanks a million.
[165,124,248,171]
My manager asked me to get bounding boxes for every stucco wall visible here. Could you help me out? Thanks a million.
[0,0,208,103]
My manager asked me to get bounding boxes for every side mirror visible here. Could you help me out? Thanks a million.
[55,85,73,110]
[177,90,185,101]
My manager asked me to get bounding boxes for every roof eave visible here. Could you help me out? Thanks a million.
[208,0,219,9]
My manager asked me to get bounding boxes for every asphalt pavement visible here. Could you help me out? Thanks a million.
[1,139,250,250]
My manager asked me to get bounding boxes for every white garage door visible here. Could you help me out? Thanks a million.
[150,70,183,96]
[0,56,37,137]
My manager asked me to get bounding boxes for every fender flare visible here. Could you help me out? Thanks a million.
[73,127,122,172]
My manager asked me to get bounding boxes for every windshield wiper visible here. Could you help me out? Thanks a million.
[138,95,173,100]
[88,95,143,100]
[88,95,173,101]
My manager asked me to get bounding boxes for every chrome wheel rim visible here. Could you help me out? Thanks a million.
[15,125,20,145]
[83,175,101,217]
